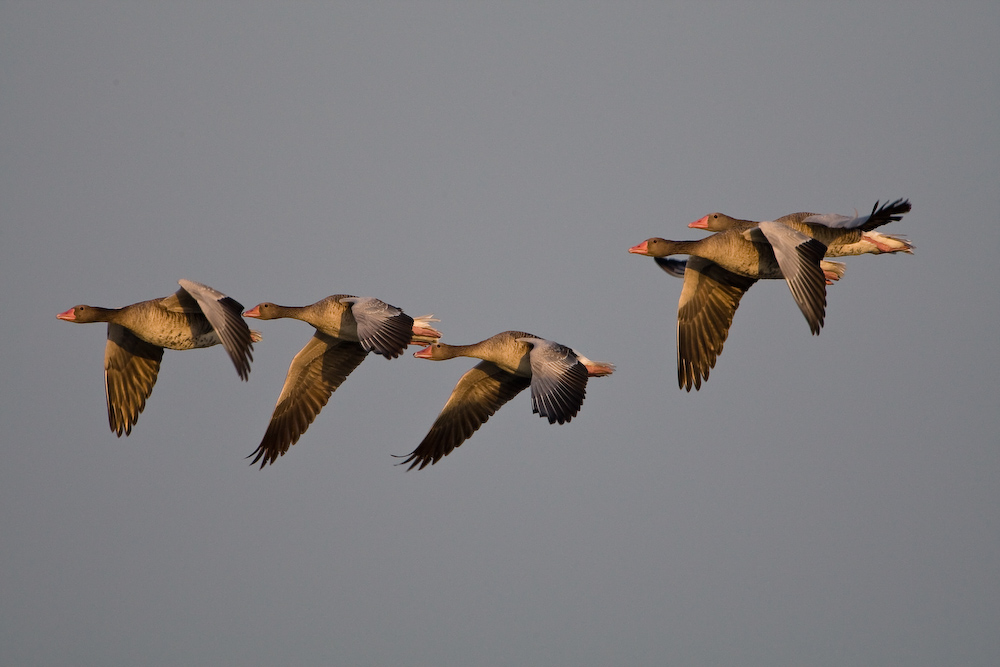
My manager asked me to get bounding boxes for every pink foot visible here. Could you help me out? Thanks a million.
[411,325,442,339]
[579,358,616,377]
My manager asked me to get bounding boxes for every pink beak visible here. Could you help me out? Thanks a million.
[243,305,261,318]
[628,241,649,255]
[413,345,434,359]
[57,307,76,321]
[688,215,710,229]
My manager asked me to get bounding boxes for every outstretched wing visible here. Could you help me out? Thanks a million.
[249,333,368,468]
[176,279,255,380]
[803,198,911,231]
[104,323,164,436]
[518,337,589,424]
[654,257,688,278]
[340,297,414,359]
[675,257,757,391]
[398,362,530,470]
[756,221,828,335]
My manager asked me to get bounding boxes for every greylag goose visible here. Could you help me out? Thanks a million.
[243,295,441,468]
[629,199,911,391]
[655,199,913,285]
[688,206,914,256]
[57,279,259,436]
[397,331,614,470]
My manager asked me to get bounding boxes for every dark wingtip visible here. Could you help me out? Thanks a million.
[857,198,912,231]
[391,452,427,471]
[246,446,271,469]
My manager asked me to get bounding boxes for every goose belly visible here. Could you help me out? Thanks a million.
[130,313,220,349]
[135,329,219,350]
[709,253,783,280]
[172,330,221,350]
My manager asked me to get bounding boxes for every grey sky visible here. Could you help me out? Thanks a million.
[2,3,998,665]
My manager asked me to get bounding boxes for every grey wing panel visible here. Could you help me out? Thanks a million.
[177,279,255,379]
[655,257,688,279]
[522,339,589,425]
[343,297,414,359]
[757,221,827,335]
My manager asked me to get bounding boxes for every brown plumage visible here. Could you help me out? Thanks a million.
[631,199,911,391]
[244,295,441,468]
[57,279,258,436]
[398,331,614,470]
[689,199,914,256]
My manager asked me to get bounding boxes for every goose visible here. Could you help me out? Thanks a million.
[629,199,910,391]
[397,331,614,470]
[57,279,259,436]
[243,295,441,467]
[654,199,913,285]
[688,207,914,256]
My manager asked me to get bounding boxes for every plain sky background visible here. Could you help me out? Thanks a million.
[2,3,998,665]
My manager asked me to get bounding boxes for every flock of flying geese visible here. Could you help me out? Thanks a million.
[58,198,912,469]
